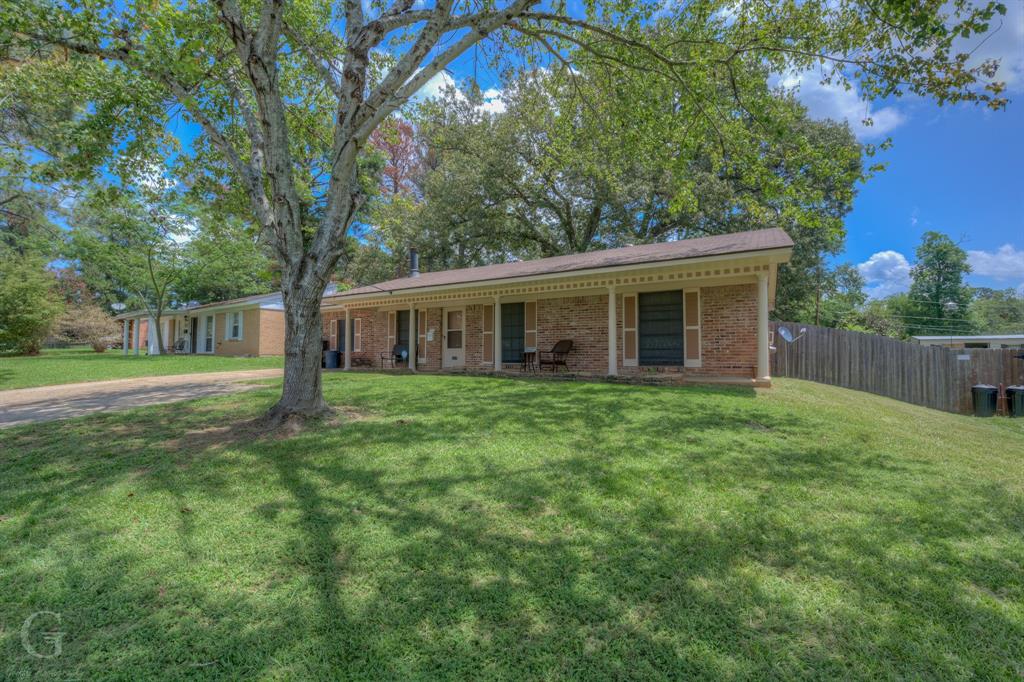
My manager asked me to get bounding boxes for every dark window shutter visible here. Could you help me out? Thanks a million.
[501,302,525,364]
[638,291,684,366]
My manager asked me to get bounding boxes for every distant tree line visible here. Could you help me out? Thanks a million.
[797,232,1023,339]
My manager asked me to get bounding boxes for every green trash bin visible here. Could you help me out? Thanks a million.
[1007,386,1024,418]
[972,384,998,417]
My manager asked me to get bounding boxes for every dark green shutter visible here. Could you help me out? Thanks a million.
[638,291,684,366]
[396,310,411,353]
[501,302,525,363]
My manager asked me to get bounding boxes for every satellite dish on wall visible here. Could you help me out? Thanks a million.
[777,327,808,343]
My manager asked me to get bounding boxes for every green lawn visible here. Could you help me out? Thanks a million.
[1,375,1022,679]
[0,347,282,389]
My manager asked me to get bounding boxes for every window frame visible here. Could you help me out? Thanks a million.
[226,310,244,341]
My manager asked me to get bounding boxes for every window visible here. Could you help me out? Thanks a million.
[501,302,525,363]
[226,311,243,341]
[446,310,463,349]
[638,291,684,366]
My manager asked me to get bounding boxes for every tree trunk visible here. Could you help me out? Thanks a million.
[264,278,331,423]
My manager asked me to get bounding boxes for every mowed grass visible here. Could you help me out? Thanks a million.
[0,347,282,389]
[1,375,1022,680]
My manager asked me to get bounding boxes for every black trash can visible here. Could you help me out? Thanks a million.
[972,384,998,417]
[323,350,340,369]
[1007,386,1024,418]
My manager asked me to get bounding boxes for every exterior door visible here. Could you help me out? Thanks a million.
[442,307,465,368]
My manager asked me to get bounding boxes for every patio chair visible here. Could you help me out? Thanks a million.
[381,344,407,368]
[173,337,188,353]
[539,340,573,372]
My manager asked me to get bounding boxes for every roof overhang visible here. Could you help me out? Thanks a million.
[324,246,793,308]
[324,247,793,311]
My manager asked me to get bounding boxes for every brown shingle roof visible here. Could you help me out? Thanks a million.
[331,228,792,298]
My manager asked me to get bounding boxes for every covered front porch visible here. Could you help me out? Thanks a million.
[321,257,779,386]
[118,312,217,356]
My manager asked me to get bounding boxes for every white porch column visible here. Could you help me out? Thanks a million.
[757,272,770,382]
[133,318,141,355]
[148,316,160,355]
[122,320,129,355]
[408,303,416,372]
[344,308,352,370]
[493,296,502,372]
[607,285,618,376]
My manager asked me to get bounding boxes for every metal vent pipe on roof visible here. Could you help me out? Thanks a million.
[410,248,420,277]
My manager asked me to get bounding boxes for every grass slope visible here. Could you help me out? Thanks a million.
[1,375,1022,680]
[0,347,282,390]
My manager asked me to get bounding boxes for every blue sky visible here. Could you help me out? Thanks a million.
[784,0,1024,299]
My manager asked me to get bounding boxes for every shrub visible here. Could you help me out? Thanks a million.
[0,258,65,355]
[56,302,121,352]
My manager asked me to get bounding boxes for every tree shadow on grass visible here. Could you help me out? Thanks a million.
[2,375,1022,679]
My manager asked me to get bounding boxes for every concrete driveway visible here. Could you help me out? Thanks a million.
[0,369,282,428]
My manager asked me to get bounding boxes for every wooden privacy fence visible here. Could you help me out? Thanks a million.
[770,322,1024,414]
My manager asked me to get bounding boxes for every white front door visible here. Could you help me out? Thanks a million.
[442,307,465,368]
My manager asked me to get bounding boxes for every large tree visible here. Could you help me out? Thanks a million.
[906,231,973,336]
[401,68,866,315]
[0,255,63,354]
[173,214,277,304]
[5,0,1008,421]
[68,186,207,353]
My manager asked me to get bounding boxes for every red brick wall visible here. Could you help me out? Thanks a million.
[421,307,443,371]
[465,304,486,368]
[323,306,450,369]
[322,308,383,366]
[698,283,757,377]
[537,294,610,373]
[320,282,757,376]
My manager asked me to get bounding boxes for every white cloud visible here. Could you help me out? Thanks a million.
[778,71,907,140]
[416,71,463,101]
[415,73,506,114]
[968,244,1024,280]
[858,250,913,298]
[958,0,1024,92]
[477,88,507,114]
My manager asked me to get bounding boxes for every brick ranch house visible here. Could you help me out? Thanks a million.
[321,228,794,385]
[115,291,291,357]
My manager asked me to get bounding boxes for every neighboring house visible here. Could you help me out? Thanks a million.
[320,228,794,385]
[117,291,288,357]
[912,334,1024,349]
